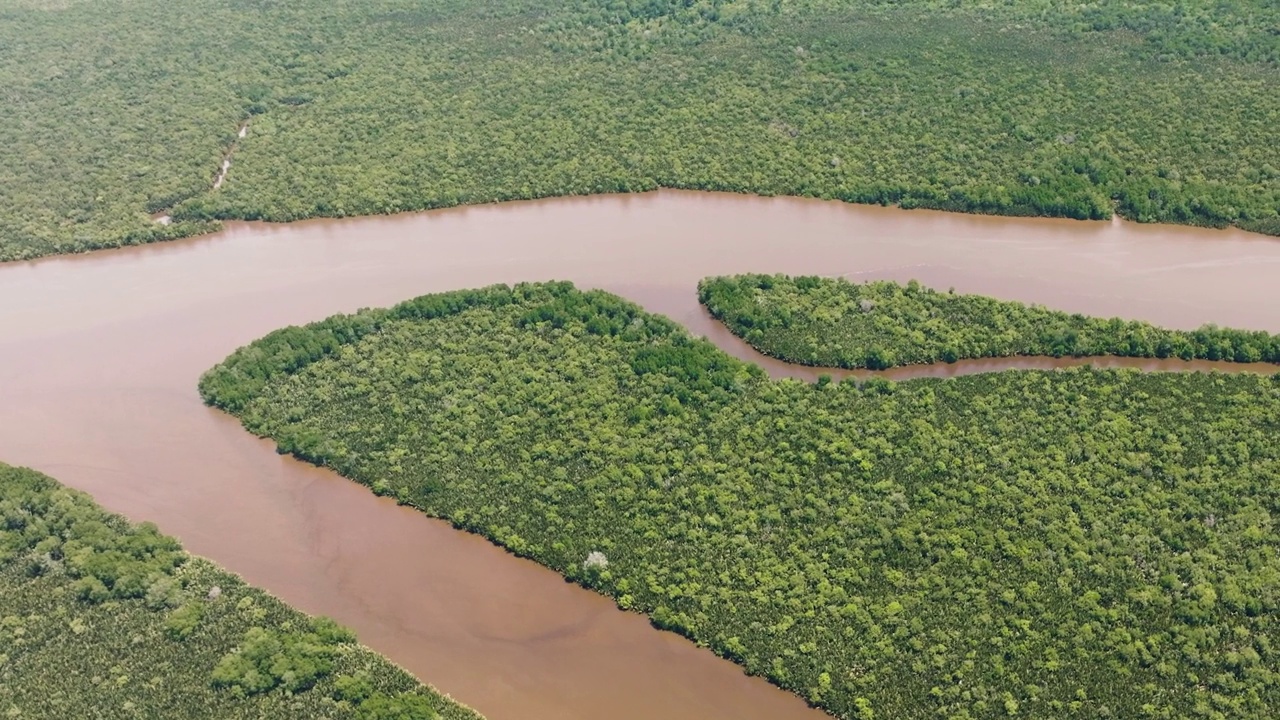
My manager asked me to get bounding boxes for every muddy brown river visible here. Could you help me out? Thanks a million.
[1,190,1278,720]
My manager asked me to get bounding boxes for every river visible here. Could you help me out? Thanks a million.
[0,190,1277,720]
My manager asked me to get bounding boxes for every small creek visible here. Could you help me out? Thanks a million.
[212,121,249,190]
[1,190,1277,720]
[690,304,1279,383]
[153,121,248,225]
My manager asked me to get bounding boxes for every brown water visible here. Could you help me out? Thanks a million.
[698,310,1280,383]
[1,190,1278,720]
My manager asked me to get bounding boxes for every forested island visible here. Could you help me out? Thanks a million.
[0,463,482,720]
[202,282,1280,720]
[700,274,1280,369]
[4,0,1279,261]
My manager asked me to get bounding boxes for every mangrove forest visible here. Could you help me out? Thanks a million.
[699,274,1280,369]
[0,463,482,720]
[201,281,1280,720]
[3,0,1279,261]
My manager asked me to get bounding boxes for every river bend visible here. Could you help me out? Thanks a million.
[1,190,1277,720]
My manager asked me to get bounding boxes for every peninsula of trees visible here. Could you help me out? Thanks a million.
[699,274,1280,369]
[0,463,482,720]
[3,0,1278,261]
[201,282,1280,720]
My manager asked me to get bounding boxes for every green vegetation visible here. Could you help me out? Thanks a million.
[0,463,481,720]
[203,281,1280,720]
[3,0,1279,261]
[699,274,1280,369]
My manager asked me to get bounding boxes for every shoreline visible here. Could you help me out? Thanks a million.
[10,187,1279,270]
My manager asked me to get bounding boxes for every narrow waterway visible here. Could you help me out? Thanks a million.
[212,121,248,190]
[691,302,1280,383]
[0,190,1277,720]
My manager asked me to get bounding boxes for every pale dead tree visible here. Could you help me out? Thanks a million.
[583,551,609,572]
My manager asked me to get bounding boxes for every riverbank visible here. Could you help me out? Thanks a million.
[0,463,484,720]
[4,0,1277,262]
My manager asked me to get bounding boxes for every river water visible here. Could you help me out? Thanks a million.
[0,190,1277,720]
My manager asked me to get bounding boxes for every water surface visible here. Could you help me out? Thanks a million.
[1,190,1277,720]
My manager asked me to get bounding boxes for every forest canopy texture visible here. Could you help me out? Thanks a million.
[202,282,1280,720]
[0,463,482,720]
[3,0,1279,260]
[699,274,1280,369]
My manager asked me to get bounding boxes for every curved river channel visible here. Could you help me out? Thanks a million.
[1,190,1278,720]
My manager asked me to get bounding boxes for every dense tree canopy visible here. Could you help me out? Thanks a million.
[0,463,481,720]
[203,282,1280,720]
[700,274,1280,369]
[2,0,1278,261]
